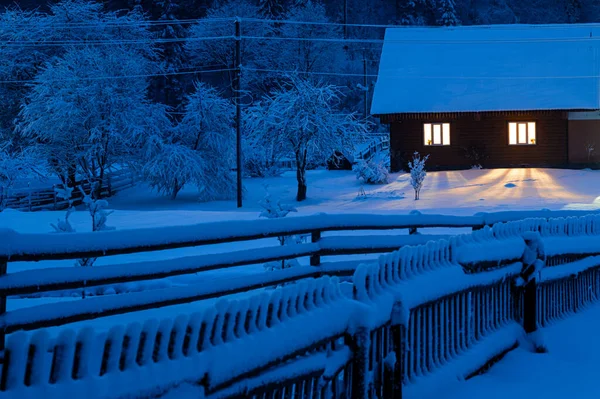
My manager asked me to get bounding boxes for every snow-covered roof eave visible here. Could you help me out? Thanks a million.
[372,23,600,115]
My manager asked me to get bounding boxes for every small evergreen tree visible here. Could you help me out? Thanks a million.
[437,0,461,26]
[408,152,429,200]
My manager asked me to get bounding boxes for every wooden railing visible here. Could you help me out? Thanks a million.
[0,211,598,339]
[2,169,135,212]
[3,215,600,398]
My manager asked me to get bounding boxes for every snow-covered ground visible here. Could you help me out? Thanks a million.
[4,168,599,233]
[416,302,600,399]
[1,167,599,335]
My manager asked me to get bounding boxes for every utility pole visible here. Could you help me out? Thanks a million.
[363,52,368,119]
[234,17,243,208]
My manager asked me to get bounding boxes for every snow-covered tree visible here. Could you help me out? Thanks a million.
[408,152,429,200]
[0,144,43,211]
[437,0,461,26]
[353,153,390,185]
[259,0,285,17]
[565,0,582,22]
[273,2,345,75]
[144,82,235,200]
[259,190,300,271]
[19,44,168,195]
[247,76,367,201]
[149,0,188,110]
[187,0,272,88]
[396,0,423,25]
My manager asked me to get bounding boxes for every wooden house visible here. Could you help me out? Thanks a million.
[371,24,600,171]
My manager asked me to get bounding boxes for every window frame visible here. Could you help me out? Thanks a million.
[423,122,451,147]
[508,121,537,146]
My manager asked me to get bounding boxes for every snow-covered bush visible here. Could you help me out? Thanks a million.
[0,145,42,211]
[144,82,235,201]
[242,122,286,178]
[408,152,429,200]
[50,184,114,271]
[247,76,368,201]
[50,187,75,233]
[353,153,390,185]
[143,143,204,199]
[259,191,301,271]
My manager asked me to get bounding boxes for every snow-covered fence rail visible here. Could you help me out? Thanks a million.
[2,169,135,212]
[354,134,389,164]
[4,215,600,397]
[0,211,599,338]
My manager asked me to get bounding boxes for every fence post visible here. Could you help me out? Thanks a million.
[520,233,544,338]
[310,230,321,266]
[389,324,403,399]
[348,328,370,398]
[27,188,32,212]
[522,278,537,335]
[0,258,6,355]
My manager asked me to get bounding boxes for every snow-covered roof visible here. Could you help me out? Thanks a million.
[371,24,600,115]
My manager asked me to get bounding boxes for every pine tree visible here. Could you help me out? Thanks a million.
[150,0,188,111]
[259,0,285,18]
[565,0,581,23]
[437,0,460,26]
[396,0,419,25]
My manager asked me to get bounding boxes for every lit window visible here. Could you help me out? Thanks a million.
[508,122,536,145]
[424,123,450,146]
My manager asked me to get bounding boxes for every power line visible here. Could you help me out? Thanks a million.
[243,67,378,78]
[242,34,600,45]
[9,33,600,48]
[0,35,234,47]
[241,17,600,31]
[0,67,235,85]
[245,67,600,81]
[1,17,235,29]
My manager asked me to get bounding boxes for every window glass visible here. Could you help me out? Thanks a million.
[442,123,451,145]
[424,123,432,145]
[433,124,442,145]
[509,122,536,145]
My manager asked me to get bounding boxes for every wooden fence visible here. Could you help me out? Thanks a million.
[2,212,600,397]
[2,215,600,397]
[0,210,597,338]
[2,169,136,212]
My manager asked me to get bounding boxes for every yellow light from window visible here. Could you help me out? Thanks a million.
[509,123,517,145]
[518,123,527,144]
[424,123,432,146]
[443,123,450,145]
[528,122,536,144]
[433,124,442,145]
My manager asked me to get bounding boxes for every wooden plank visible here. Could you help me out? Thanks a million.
[0,243,321,296]
[0,266,354,334]
[0,214,481,262]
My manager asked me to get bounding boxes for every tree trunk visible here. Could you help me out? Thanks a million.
[171,179,182,200]
[67,164,77,189]
[295,149,308,201]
